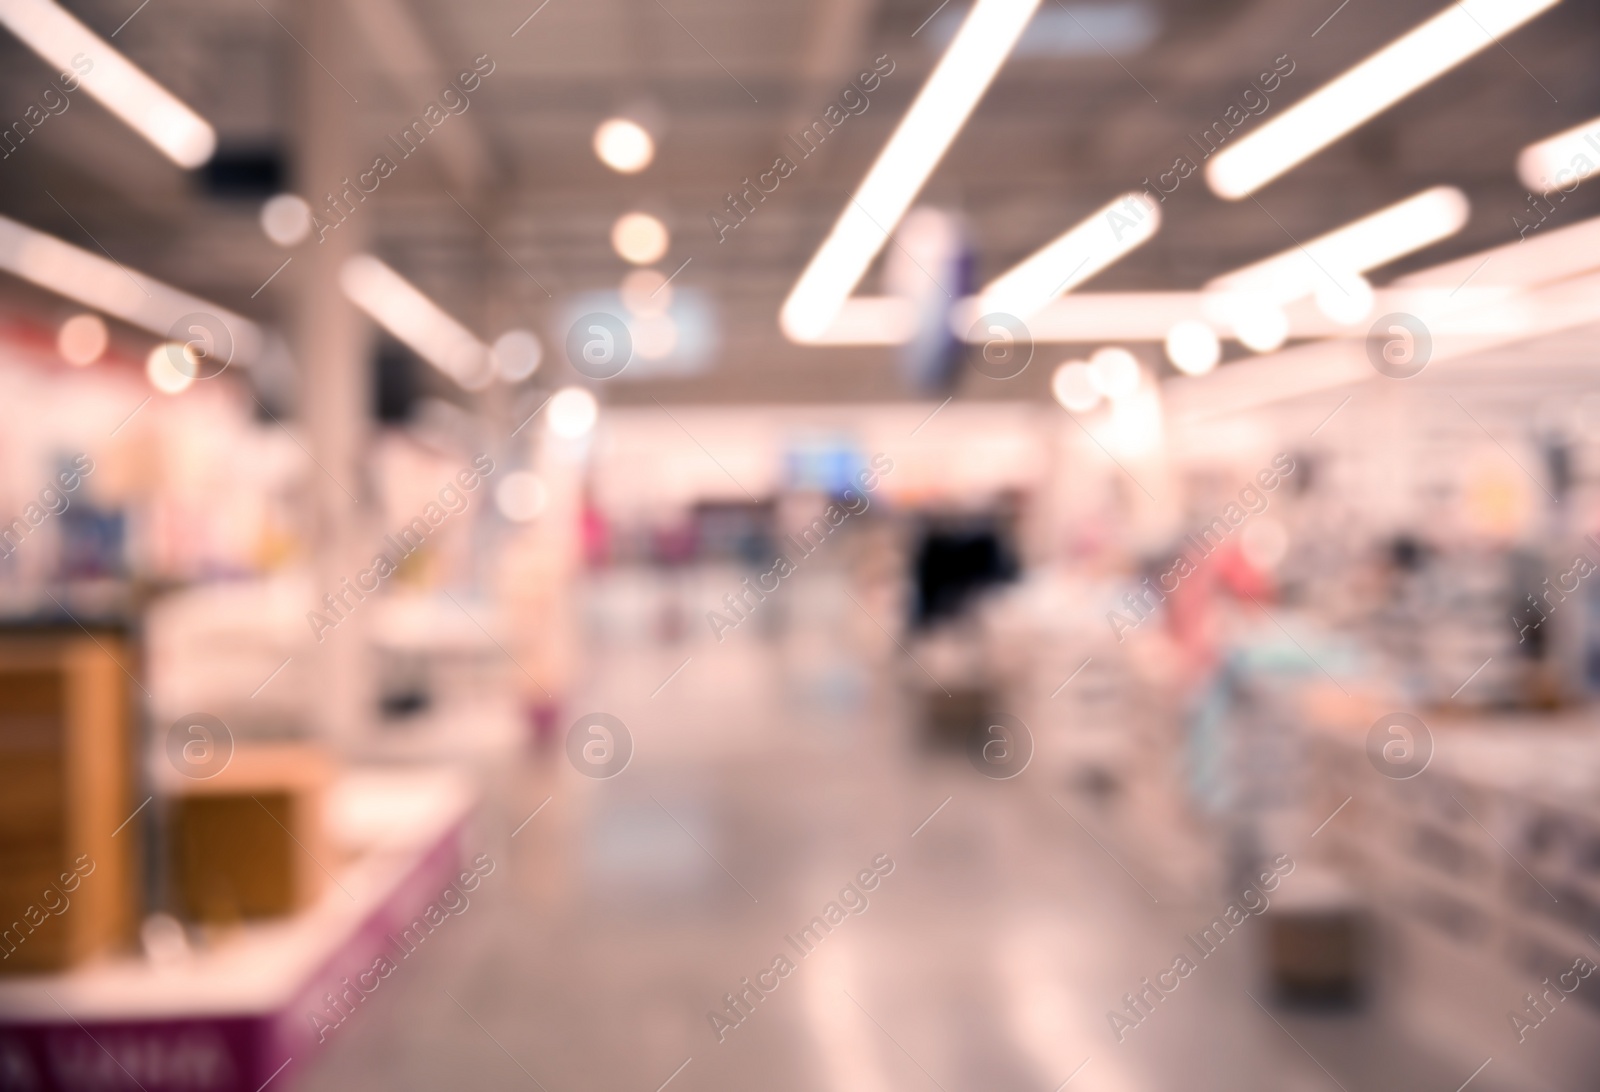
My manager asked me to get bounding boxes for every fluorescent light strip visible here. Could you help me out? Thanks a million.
[340,255,490,389]
[1010,206,1600,346]
[779,0,1041,342]
[1396,208,1600,290]
[1517,115,1600,192]
[0,0,216,168]
[974,192,1161,320]
[1206,0,1560,199]
[806,297,916,345]
[0,213,261,362]
[1168,269,1600,422]
[985,291,1203,341]
[1018,288,1517,341]
[1207,186,1470,303]
[801,283,1522,345]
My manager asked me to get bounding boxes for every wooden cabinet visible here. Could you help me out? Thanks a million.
[0,632,134,974]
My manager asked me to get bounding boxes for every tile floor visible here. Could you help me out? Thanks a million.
[295,571,1537,1092]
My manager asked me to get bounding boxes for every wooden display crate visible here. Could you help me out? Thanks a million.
[168,744,332,923]
[0,631,135,974]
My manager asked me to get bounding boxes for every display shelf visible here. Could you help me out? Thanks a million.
[1304,709,1600,1087]
[0,768,477,1092]
[1309,709,1600,981]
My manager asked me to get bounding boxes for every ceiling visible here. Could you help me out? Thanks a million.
[0,0,1596,406]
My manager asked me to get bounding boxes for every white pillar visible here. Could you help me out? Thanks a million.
[294,0,373,746]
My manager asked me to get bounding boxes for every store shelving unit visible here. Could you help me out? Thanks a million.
[1307,711,1600,1084]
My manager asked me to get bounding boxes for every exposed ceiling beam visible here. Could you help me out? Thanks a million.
[345,0,496,195]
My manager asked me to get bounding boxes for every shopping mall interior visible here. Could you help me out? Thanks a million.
[2,0,1600,1089]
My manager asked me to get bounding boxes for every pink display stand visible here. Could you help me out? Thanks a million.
[0,770,477,1092]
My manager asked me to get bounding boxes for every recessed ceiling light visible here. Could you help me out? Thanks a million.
[611,212,669,265]
[594,118,655,174]
[1165,321,1219,376]
[260,194,312,248]
[1088,347,1141,400]
[548,387,599,438]
[58,314,108,366]
[1051,360,1100,412]
[620,269,673,317]
[146,343,194,394]
[491,329,543,382]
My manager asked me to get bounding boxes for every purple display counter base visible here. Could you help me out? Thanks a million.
[0,818,468,1092]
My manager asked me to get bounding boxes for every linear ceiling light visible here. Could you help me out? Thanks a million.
[0,0,216,168]
[340,255,493,389]
[974,192,1160,320]
[1166,269,1600,423]
[1001,206,1600,346]
[805,297,916,345]
[779,0,1041,342]
[1517,115,1600,192]
[0,213,261,362]
[1001,292,1205,341]
[1207,186,1470,303]
[1206,0,1560,199]
[1394,208,1600,290]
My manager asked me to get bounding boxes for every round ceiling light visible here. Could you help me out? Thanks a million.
[611,212,669,265]
[593,118,655,174]
[260,194,312,248]
[548,386,599,438]
[1051,360,1101,413]
[146,344,195,394]
[1088,347,1141,401]
[1231,302,1289,353]
[58,314,108,366]
[491,329,543,382]
[620,268,672,317]
[1165,321,1220,376]
[1315,273,1374,326]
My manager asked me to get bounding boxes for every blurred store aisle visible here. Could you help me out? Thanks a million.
[294,569,1485,1092]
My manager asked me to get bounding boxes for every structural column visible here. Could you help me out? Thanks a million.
[294,0,373,746]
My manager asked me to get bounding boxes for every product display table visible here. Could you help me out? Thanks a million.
[1306,707,1600,1086]
[0,768,477,1092]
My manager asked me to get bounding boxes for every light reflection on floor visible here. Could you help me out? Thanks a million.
[295,566,1498,1092]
